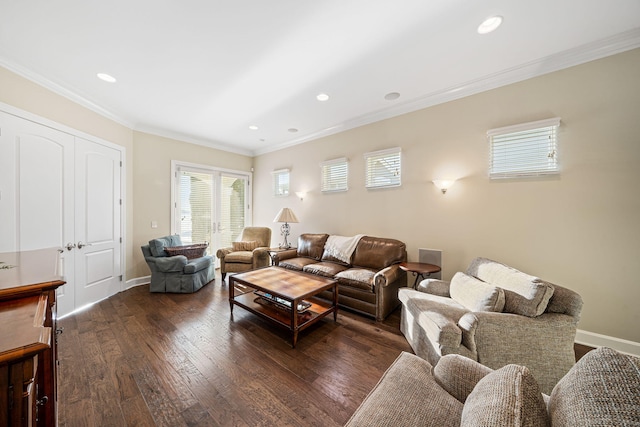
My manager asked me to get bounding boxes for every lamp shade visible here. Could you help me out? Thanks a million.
[273,207,299,223]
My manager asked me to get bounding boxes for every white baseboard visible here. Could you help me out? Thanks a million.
[125,276,149,290]
[576,329,640,357]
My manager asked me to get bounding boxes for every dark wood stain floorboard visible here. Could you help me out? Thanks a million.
[57,272,593,426]
[57,273,412,426]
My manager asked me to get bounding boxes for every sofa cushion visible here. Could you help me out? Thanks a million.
[433,354,492,403]
[345,352,463,427]
[303,262,348,278]
[549,347,640,426]
[461,363,549,427]
[224,251,253,264]
[466,257,554,317]
[231,240,259,251]
[450,272,505,313]
[148,235,182,257]
[296,233,329,260]
[335,268,376,292]
[351,236,406,270]
[279,257,318,271]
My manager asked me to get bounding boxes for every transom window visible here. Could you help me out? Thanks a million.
[364,147,401,189]
[320,158,348,192]
[487,118,561,179]
[272,168,290,197]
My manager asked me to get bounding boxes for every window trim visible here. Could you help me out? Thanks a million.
[364,147,402,189]
[487,117,561,179]
[320,157,349,193]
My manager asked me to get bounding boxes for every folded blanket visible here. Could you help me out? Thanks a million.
[324,234,365,264]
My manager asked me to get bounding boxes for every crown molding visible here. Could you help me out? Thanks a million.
[255,28,640,156]
[2,27,639,158]
[0,57,134,129]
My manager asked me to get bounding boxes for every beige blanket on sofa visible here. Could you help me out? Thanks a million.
[324,234,364,263]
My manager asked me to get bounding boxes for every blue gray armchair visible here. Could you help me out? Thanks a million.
[141,235,214,293]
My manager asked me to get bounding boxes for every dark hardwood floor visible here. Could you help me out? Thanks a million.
[57,273,411,426]
[57,273,594,426]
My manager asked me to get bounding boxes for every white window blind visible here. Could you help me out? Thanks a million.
[364,147,401,189]
[178,168,213,246]
[488,118,561,179]
[320,158,348,192]
[271,169,290,197]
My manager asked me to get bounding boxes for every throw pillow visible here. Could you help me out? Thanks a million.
[232,241,259,251]
[461,364,550,427]
[433,354,492,403]
[549,347,640,426]
[466,257,554,317]
[450,272,505,312]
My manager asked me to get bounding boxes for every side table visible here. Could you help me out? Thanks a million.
[399,262,441,289]
[267,247,296,266]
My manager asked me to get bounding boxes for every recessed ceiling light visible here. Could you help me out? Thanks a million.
[477,15,503,34]
[384,92,400,101]
[288,128,298,133]
[97,73,117,83]
[316,93,329,102]
[249,125,259,130]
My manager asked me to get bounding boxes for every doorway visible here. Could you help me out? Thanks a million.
[172,161,251,261]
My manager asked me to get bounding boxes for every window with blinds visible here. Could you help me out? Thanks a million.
[178,170,213,246]
[272,169,290,197]
[320,158,348,192]
[488,118,561,179]
[364,147,401,189]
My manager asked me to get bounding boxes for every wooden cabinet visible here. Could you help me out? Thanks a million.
[0,249,65,427]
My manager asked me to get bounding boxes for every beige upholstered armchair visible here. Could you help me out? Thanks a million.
[216,227,272,280]
[399,257,583,394]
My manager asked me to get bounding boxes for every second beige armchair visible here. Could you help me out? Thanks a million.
[216,227,272,280]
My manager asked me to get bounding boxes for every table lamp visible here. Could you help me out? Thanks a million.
[273,208,299,249]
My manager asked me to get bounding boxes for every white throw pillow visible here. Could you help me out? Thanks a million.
[450,272,505,312]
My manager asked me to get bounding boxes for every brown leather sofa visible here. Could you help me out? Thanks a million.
[273,233,407,321]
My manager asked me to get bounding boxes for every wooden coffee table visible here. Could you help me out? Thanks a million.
[229,266,338,348]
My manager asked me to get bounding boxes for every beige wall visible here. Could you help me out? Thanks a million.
[0,66,136,279]
[131,131,253,277]
[254,48,640,344]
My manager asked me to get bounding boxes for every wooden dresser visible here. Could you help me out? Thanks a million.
[0,249,65,427]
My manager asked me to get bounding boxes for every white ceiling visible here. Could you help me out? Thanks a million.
[1,1,640,156]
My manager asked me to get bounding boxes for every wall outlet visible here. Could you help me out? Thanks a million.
[151,221,158,229]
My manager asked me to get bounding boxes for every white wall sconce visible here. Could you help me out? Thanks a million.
[295,191,306,201]
[432,179,456,194]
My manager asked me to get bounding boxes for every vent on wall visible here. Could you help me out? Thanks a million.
[418,248,442,280]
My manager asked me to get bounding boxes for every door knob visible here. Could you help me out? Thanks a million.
[65,242,76,251]
[77,241,93,249]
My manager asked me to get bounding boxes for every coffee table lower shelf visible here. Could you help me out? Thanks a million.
[229,268,338,348]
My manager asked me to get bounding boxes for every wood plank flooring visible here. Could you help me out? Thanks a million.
[57,273,593,426]
[56,274,412,426]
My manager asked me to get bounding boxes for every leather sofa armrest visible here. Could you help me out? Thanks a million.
[417,278,451,297]
[272,248,298,263]
[155,255,188,272]
[374,264,402,288]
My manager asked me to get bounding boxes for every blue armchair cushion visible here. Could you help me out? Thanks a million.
[149,235,182,257]
[184,256,213,274]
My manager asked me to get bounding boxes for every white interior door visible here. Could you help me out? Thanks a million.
[74,137,122,309]
[0,111,76,315]
[0,109,123,316]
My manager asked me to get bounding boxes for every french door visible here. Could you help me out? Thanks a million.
[172,162,251,262]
